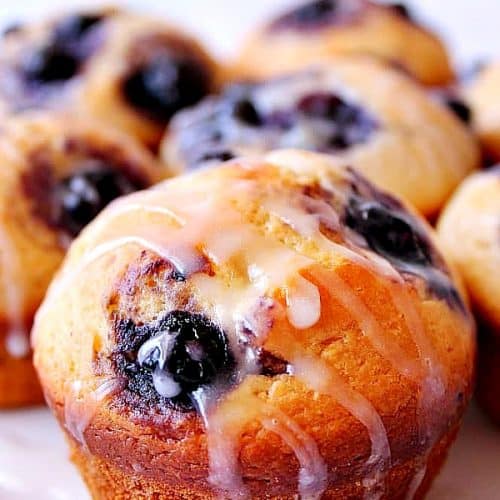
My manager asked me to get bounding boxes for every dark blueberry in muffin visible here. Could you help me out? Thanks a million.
[53,14,103,45]
[123,56,209,122]
[54,162,138,236]
[197,149,235,163]
[445,97,472,124]
[232,98,262,126]
[431,89,472,125]
[138,311,233,396]
[21,45,79,84]
[344,198,432,266]
[298,92,379,149]
[272,0,339,30]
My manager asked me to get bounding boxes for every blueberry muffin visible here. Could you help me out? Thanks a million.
[465,62,500,163]
[438,168,500,424]
[161,60,479,217]
[0,112,161,407]
[34,150,475,498]
[233,0,454,86]
[0,9,218,149]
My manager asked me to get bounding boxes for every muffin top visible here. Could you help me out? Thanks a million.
[163,60,479,216]
[33,150,474,498]
[0,8,217,146]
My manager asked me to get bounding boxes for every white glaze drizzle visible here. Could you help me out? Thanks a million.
[64,377,124,450]
[34,163,451,498]
[0,224,29,358]
[285,274,321,329]
[0,135,39,359]
[405,464,427,500]
[194,384,328,500]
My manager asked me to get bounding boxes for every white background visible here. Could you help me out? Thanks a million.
[0,1,499,499]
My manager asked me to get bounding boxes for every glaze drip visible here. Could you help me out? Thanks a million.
[0,225,29,358]
[35,157,460,497]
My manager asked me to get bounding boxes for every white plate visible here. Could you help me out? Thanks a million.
[0,402,499,499]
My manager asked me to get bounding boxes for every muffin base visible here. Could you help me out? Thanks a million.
[69,423,460,500]
[0,354,44,407]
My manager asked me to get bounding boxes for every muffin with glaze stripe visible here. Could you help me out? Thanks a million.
[161,60,479,218]
[233,0,454,86]
[34,150,474,498]
[0,112,162,407]
[0,8,218,149]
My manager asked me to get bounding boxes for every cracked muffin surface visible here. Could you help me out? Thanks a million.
[34,150,475,499]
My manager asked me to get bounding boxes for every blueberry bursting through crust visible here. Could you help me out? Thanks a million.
[343,186,466,312]
[53,162,140,237]
[181,84,379,170]
[122,55,210,123]
[20,14,104,86]
[113,311,234,410]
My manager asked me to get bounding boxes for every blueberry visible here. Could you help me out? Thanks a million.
[54,14,103,45]
[197,149,235,163]
[344,198,432,265]
[273,0,338,29]
[22,45,79,83]
[445,97,472,124]
[123,55,209,122]
[232,99,262,126]
[297,92,378,149]
[431,90,472,125]
[54,162,138,236]
[138,311,233,396]
[259,350,290,376]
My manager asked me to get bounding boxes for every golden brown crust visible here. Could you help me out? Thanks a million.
[233,1,454,86]
[34,151,475,497]
[0,340,44,407]
[69,421,460,499]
